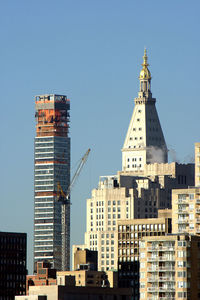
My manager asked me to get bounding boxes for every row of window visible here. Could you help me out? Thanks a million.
[127,164,142,168]
[101,247,114,252]
[127,157,142,162]
[101,260,114,265]
[101,253,114,259]
[118,224,165,232]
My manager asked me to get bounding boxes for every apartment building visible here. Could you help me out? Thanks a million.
[139,234,200,299]
[117,212,171,299]
[195,142,200,187]
[34,94,70,271]
[172,187,200,235]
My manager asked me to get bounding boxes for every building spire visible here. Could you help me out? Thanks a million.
[139,48,151,80]
[142,48,148,67]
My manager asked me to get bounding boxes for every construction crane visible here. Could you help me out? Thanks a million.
[57,148,91,271]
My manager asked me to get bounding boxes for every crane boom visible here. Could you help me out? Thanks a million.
[57,148,91,271]
[66,148,91,200]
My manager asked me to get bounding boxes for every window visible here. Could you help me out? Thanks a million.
[189,204,194,210]
[189,223,194,229]
[140,252,145,258]
[178,271,186,277]
[178,251,186,258]
[189,193,194,200]
[177,261,186,268]
[189,214,194,220]
[140,272,145,279]
[177,281,187,288]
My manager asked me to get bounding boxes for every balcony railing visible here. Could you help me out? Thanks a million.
[176,219,189,224]
[147,247,174,252]
[147,287,175,292]
[175,199,189,204]
[177,210,189,214]
[148,256,175,262]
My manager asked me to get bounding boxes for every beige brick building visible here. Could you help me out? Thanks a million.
[57,269,118,288]
[117,212,172,299]
[139,234,200,300]
[195,142,200,187]
[172,187,200,235]
[73,51,194,272]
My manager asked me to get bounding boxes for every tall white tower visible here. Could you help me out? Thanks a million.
[122,50,168,171]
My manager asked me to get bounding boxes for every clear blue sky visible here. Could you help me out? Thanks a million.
[0,0,200,273]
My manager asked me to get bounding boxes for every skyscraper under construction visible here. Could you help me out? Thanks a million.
[34,94,70,271]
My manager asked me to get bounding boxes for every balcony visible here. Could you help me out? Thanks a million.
[147,247,158,252]
[147,277,158,282]
[147,287,159,292]
[159,266,175,271]
[147,267,159,272]
[148,246,174,252]
[196,209,200,214]
[147,276,175,282]
[158,276,175,282]
[147,257,159,262]
[175,199,188,204]
[177,219,189,224]
[159,287,175,292]
[177,209,188,214]
[147,256,175,262]
[147,298,175,300]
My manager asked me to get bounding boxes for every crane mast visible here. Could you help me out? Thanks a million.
[57,148,90,271]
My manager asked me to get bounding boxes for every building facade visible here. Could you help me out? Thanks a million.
[34,94,70,271]
[26,262,56,295]
[57,270,118,288]
[73,248,98,271]
[117,214,172,299]
[16,286,132,300]
[139,234,200,300]
[195,142,200,187]
[172,187,200,235]
[0,232,27,299]
[77,51,194,272]
[122,49,168,172]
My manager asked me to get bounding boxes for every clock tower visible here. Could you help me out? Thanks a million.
[122,50,168,171]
